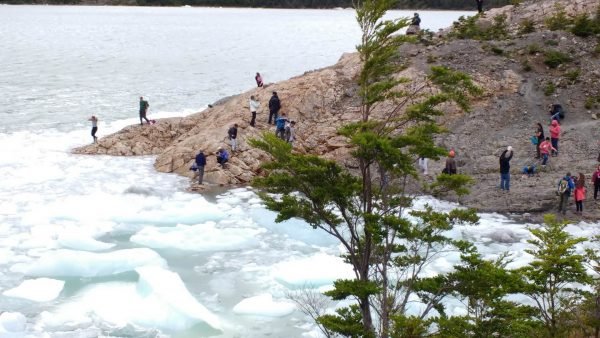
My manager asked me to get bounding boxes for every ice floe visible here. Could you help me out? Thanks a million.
[3,278,65,302]
[233,294,296,317]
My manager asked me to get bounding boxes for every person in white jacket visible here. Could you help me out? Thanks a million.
[249,96,260,127]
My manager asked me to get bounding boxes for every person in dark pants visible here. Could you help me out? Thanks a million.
[88,115,98,143]
[443,150,457,175]
[499,146,513,191]
[249,96,259,127]
[195,150,206,184]
[255,72,263,87]
[228,124,238,152]
[535,122,544,159]
[476,0,483,13]
[216,148,229,167]
[275,113,289,140]
[139,96,150,125]
[549,119,561,156]
[268,91,281,125]
[592,165,600,199]
[557,172,575,215]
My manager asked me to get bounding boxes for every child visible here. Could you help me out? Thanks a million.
[574,172,586,214]
[88,115,98,143]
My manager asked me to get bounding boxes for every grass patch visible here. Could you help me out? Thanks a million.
[585,97,597,110]
[491,46,504,55]
[518,18,536,35]
[527,44,542,55]
[522,60,532,72]
[545,3,572,31]
[450,13,509,41]
[544,50,571,69]
[564,69,580,84]
[544,82,556,96]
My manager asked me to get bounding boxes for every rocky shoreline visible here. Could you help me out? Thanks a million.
[73,0,600,220]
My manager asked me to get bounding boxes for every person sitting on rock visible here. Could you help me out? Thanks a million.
[275,113,289,140]
[216,148,229,168]
[406,13,421,35]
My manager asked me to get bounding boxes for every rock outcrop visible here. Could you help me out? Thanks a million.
[73,0,600,219]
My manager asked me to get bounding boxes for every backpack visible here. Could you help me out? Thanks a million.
[557,179,569,195]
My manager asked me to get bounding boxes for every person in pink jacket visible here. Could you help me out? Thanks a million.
[549,120,561,156]
[574,173,586,214]
[539,137,557,166]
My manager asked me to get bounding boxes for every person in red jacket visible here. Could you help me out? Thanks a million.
[539,137,557,166]
[592,165,600,200]
[574,173,586,214]
[549,120,561,156]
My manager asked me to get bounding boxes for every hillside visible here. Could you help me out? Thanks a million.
[73,0,600,219]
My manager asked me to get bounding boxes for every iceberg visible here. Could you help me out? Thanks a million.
[57,233,115,252]
[233,294,295,317]
[272,253,355,289]
[3,278,65,302]
[0,312,26,334]
[10,248,166,277]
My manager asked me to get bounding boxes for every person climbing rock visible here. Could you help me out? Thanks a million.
[216,148,229,167]
[535,122,544,159]
[268,91,281,125]
[592,165,600,200]
[557,172,575,215]
[275,113,289,140]
[539,137,556,166]
[475,0,483,13]
[255,72,263,88]
[195,150,206,184]
[521,164,536,178]
[249,96,259,127]
[88,115,98,143]
[139,96,150,125]
[499,146,513,191]
[574,173,586,214]
[443,149,457,175]
[228,124,238,152]
[549,119,561,156]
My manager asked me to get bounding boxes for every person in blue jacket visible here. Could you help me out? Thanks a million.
[195,150,206,184]
[557,172,575,215]
[216,148,229,167]
[275,113,289,140]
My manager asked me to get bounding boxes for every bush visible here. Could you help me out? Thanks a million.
[571,14,600,37]
[518,18,536,35]
[544,82,556,96]
[544,50,571,69]
[594,43,600,57]
[491,46,504,55]
[545,3,572,31]
[527,44,541,55]
[522,60,532,72]
[564,69,580,84]
[450,14,509,41]
[585,97,596,110]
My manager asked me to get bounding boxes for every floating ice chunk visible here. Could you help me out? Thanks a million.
[10,248,166,277]
[272,253,355,289]
[57,233,115,252]
[233,294,295,317]
[0,312,26,333]
[3,278,65,302]
[131,222,263,252]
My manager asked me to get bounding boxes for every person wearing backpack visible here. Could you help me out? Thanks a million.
[549,120,561,156]
[574,173,586,214]
[228,124,238,152]
[591,165,600,200]
[499,146,513,191]
[534,122,544,159]
[557,172,575,215]
[275,113,288,140]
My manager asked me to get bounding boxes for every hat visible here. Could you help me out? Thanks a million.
[507,146,513,151]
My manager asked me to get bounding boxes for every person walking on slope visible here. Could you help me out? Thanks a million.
[139,96,150,125]
[285,120,296,146]
[539,137,557,166]
[88,115,98,143]
[549,119,561,156]
[216,148,229,167]
[228,124,238,152]
[499,146,513,191]
[535,122,544,159]
[255,72,263,88]
[275,113,289,140]
[443,149,457,175]
[249,96,259,127]
[574,173,586,214]
[195,150,206,185]
[591,165,600,200]
[557,172,575,215]
[475,0,483,13]
[268,91,281,125]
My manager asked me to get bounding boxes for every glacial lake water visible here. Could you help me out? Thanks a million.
[3,5,595,338]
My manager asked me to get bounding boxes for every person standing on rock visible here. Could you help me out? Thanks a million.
[535,122,544,159]
[228,124,238,152]
[255,72,263,88]
[139,96,150,125]
[216,148,229,167]
[275,113,289,140]
[249,96,260,127]
[591,165,600,200]
[88,115,98,144]
[574,173,586,214]
[549,119,561,156]
[268,91,281,125]
[557,172,575,215]
[475,0,483,13]
[499,146,513,191]
[443,149,457,175]
[195,150,206,185]
[539,137,556,166]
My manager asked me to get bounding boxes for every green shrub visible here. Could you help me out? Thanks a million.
[544,82,556,96]
[522,60,532,72]
[527,44,542,55]
[585,97,596,109]
[564,68,580,83]
[545,3,573,31]
[544,39,559,46]
[491,46,504,55]
[544,50,571,68]
[426,54,437,64]
[594,43,600,57]
[571,14,600,37]
[518,18,536,34]
[449,14,509,41]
